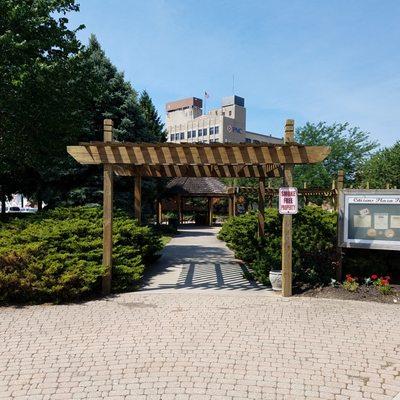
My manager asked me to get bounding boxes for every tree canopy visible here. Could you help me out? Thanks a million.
[360,141,400,188]
[294,122,378,187]
[0,1,165,211]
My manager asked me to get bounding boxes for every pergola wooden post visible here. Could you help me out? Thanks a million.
[102,119,114,295]
[258,177,265,237]
[281,119,294,297]
[267,180,273,208]
[303,182,308,206]
[134,169,142,225]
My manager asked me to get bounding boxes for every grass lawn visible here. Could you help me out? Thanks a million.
[161,235,173,246]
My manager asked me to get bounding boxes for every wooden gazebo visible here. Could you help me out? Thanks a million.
[158,177,234,225]
[67,119,330,297]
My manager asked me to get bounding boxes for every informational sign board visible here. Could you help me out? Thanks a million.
[339,189,400,250]
[279,187,298,215]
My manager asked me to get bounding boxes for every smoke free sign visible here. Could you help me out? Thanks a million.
[279,187,298,215]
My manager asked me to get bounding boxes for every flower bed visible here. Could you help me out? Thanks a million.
[300,274,400,304]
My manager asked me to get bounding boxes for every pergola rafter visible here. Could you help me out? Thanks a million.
[67,119,330,298]
[67,142,330,167]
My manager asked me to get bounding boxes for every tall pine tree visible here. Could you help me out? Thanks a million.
[139,90,166,142]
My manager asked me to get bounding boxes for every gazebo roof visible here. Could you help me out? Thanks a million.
[164,177,230,197]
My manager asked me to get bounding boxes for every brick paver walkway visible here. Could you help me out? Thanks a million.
[1,292,400,400]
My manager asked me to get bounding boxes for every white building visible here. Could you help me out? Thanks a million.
[166,95,283,144]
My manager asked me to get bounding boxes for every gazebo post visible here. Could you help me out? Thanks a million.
[177,195,182,224]
[258,177,265,237]
[157,199,162,224]
[102,119,114,295]
[228,196,233,217]
[134,168,142,225]
[282,119,294,297]
[181,197,184,224]
[208,197,213,226]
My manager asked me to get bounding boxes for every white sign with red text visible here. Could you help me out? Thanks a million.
[279,187,298,215]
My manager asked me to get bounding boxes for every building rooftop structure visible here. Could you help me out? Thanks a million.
[165,95,283,145]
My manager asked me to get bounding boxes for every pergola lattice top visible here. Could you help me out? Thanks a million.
[67,142,330,178]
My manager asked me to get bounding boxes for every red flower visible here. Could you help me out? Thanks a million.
[371,274,378,280]
[346,274,353,283]
[380,279,389,286]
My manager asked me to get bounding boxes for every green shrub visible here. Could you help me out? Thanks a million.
[292,206,337,285]
[218,206,337,286]
[0,206,162,304]
[218,212,258,262]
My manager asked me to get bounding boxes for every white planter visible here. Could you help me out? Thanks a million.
[269,270,282,291]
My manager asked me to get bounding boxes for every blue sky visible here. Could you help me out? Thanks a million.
[68,0,400,146]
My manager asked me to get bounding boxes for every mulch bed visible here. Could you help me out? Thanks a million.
[298,284,400,304]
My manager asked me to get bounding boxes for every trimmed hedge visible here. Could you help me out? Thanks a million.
[0,206,162,304]
[218,206,337,285]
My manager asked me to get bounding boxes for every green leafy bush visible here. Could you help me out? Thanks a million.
[218,212,258,262]
[0,206,162,304]
[218,206,337,286]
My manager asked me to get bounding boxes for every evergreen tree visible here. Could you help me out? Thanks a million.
[139,90,167,142]
[82,35,148,143]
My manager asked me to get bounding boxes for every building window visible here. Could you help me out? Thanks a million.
[180,132,185,140]
[203,128,208,136]
[215,126,219,134]
[170,134,175,141]
[198,129,202,137]
[210,127,214,135]
[245,138,251,143]
[253,140,260,144]
[187,131,191,139]
[192,130,196,138]
[229,111,232,116]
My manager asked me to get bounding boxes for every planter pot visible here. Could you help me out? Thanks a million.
[269,270,282,291]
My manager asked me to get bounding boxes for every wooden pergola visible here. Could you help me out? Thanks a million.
[67,119,330,297]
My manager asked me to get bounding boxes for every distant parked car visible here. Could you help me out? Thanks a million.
[21,207,38,213]
[9,206,21,212]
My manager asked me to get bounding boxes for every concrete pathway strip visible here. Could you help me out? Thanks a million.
[142,225,269,292]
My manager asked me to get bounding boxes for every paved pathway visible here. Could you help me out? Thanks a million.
[142,226,267,292]
[1,293,400,399]
[1,226,400,400]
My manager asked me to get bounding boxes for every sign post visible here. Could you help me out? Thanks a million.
[281,119,296,297]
